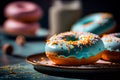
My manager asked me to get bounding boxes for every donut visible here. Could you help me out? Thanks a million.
[71,13,116,35]
[4,19,40,36]
[4,1,43,22]
[101,33,120,62]
[45,32,105,65]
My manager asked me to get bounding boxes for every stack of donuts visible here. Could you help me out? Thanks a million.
[3,1,43,36]
[45,12,120,65]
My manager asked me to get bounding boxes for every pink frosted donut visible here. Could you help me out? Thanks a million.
[4,1,43,22]
[4,19,40,36]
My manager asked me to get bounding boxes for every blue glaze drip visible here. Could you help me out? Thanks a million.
[102,33,120,52]
[45,32,105,59]
[71,13,116,35]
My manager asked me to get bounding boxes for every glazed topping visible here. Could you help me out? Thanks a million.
[5,1,38,14]
[98,13,113,24]
[102,34,120,42]
[102,33,120,52]
[47,32,100,46]
[101,13,113,19]
[71,13,115,35]
[46,31,105,59]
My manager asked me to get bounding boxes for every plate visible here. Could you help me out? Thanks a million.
[26,53,120,79]
[3,28,49,41]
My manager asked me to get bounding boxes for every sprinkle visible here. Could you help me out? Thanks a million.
[46,32,100,50]
[41,57,45,61]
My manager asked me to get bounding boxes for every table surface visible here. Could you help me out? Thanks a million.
[0,33,80,80]
[1,30,120,80]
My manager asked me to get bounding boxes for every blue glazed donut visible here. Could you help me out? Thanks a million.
[71,13,116,35]
[45,32,105,65]
[101,33,120,62]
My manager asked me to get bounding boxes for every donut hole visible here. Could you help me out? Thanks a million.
[62,36,78,41]
[82,20,93,26]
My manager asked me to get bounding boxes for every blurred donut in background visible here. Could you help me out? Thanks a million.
[4,1,43,22]
[71,13,116,35]
[3,19,40,36]
[101,33,120,62]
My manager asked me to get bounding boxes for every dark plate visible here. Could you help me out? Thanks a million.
[2,28,49,41]
[26,53,120,79]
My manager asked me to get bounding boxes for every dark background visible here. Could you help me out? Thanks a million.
[0,0,119,31]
